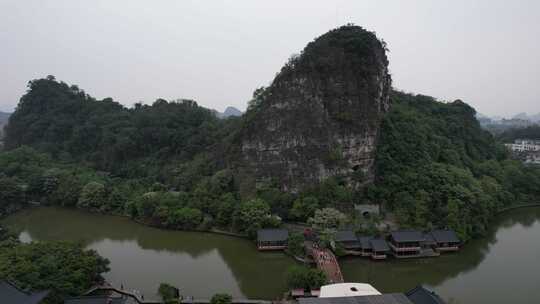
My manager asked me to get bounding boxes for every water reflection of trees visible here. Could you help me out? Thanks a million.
[6,207,294,299]
[8,207,539,299]
[10,207,218,257]
[342,207,540,293]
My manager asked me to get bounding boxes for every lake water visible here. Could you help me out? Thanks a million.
[3,207,540,303]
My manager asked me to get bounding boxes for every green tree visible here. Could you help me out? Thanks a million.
[287,233,305,257]
[0,176,25,215]
[233,198,272,236]
[215,193,237,226]
[158,283,179,303]
[167,207,203,229]
[0,241,110,304]
[308,208,347,231]
[285,266,327,290]
[290,196,319,221]
[77,182,106,210]
[210,293,232,304]
[136,192,160,218]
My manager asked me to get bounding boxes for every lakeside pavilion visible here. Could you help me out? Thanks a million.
[369,238,390,260]
[358,236,373,257]
[256,229,289,250]
[429,230,461,252]
[334,231,361,250]
[389,230,425,258]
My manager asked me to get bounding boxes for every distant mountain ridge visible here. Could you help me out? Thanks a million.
[476,112,539,134]
[513,112,540,123]
[214,106,243,119]
[478,112,540,123]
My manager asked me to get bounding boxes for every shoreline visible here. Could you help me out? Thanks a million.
[5,203,540,261]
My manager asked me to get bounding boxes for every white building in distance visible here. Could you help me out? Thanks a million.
[505,139,540,152]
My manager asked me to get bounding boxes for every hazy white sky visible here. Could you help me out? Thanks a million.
[1,0,539,116]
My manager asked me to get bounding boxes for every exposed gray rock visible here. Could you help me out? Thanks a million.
[238,25,391,192]
[0,111,11,139]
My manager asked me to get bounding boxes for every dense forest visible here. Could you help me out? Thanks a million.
[370,91,540,238]
[2,77,540,243]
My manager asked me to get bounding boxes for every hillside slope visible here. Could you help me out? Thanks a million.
[370,91,539,238]
[3,76,236,182]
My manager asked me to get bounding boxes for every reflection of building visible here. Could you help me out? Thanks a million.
[256,229,288,250]
[299,283,446,304]
[430,230,461,252]
[0,280,49,304]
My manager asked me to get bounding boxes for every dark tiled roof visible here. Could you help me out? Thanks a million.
[298,294,413,304]
[430,230,460,244]
[64,296,127,304]
[370,239,390,252]
[406,286,446,304]
[359,237,373,249]
[423,233,436,244]
[0,280,49,304]
[335,231,358,242]
[390,230,425,243]
[257,229,289,242]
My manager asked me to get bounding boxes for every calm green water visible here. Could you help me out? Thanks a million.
[2,207,294,300]
[3,207,540,303]
[341,207,540,304]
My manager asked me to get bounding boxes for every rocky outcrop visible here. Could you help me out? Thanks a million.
[239,25,391,192]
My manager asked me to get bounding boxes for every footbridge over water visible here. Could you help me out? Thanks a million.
[305,241,344,284]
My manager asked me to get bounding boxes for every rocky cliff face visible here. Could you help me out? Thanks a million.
[239,26,391,192]
[0,111,11,139]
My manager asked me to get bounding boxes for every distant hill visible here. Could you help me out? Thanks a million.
[513,112,540,123]
[477,112,540,134]
[215,106,243,119]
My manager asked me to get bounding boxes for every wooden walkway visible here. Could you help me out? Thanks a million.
[305,242,344,284]
[84,285,272,304]
[84,285,160,303]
